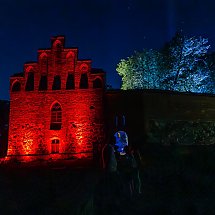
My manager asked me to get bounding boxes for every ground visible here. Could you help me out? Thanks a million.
[0,146,215,215]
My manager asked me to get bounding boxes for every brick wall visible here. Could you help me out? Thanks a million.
[8,36,105,160]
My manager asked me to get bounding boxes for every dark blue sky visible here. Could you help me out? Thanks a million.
[0,0,215,100]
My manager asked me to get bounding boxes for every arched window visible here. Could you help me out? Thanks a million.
[12,81,21,92]
[39,75,48,91]
[51,139,60,153]
[25,72,34,91]
[50,103,62,130]
[93,78,103,88]
[80,73,88,89]
[52,75,61,90]
[66,73,75,90]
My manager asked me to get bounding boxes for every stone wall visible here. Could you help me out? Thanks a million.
[105,89,215,145]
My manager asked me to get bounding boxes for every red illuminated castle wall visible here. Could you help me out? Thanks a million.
[8,36,105,160]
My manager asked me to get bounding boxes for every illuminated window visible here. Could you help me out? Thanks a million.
[51,139,59,153]
[52,75,61,90]
[25,72,34,91]
[50,103,62,130]
[93,78,102,88]
[80,73,88,89]
[39,75,47,91]
[12,81,21,92]
[66,73,75,89]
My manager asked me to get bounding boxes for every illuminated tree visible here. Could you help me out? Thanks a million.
[117,49,165,90]
[163,31,212,92]
[117,31,215,94]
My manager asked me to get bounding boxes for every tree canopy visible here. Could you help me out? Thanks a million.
[116,31,215,94]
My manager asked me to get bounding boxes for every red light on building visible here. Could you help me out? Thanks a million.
[7,36,105,162]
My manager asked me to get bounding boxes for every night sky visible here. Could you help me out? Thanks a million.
[0,0,215,100]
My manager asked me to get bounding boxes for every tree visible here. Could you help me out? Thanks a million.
[117,31,214,94]
[162,31,212,92]
[116,49,165,90]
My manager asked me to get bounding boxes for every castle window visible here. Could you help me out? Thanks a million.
[93,78,102,88]
[52,75,61,90]
[50,103,62,130]
[25,72,34,91]
[39,75,48,91]
[12,81,21,92]
[51,139,59,153]
[80,73,88,89]
[66,73,75,90]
